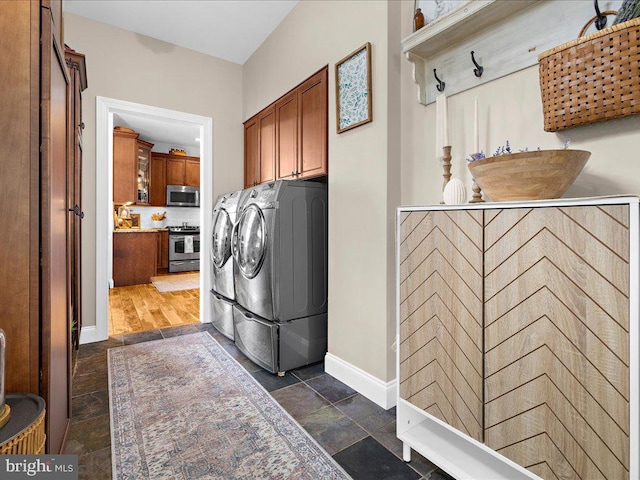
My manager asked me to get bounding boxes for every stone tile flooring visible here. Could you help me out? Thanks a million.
[64,324,456,480]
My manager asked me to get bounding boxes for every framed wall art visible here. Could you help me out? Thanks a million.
[335,42,372,134]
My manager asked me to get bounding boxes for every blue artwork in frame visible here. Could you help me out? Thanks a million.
[335,42,372,134]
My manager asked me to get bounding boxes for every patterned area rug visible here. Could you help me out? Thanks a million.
[150,273,199,293]
[108,332,351,479]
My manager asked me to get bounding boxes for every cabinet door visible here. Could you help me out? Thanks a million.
[185,159,200,187]
[136,140,153,204]
[275,91,298,180]
[65,50,85,352]
[113,233,158,287]
[113,131,138,204]
[156,230,169,269]
[483,205,630,480]
[41,9,71,454]
[298,68,327,179]
[149,154,166,206]
[166,158,185,185]
[258,105,276,184]
[160,230,169,269]
[244,116,259,188]
[398,210,484,442]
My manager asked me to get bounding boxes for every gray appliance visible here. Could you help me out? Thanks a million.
[231,180,328,374]
[209,190,242,340]
[168,225,200,273]
[167,185,200,207]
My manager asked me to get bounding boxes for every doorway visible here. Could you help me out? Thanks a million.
[85,97,213,343]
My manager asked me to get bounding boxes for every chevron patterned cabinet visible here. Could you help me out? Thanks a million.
[399,209,484,442]
[396,197,639,480]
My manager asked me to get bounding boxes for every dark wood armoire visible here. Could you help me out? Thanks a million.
[0,0,86,454]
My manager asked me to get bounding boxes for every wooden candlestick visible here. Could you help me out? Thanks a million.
[470,180,484,203]
[442,146,452,192]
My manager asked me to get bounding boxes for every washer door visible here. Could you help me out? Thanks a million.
[211,209,232,269]
[232,204,266,279]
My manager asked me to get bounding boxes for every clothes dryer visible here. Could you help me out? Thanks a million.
[231,180,328,374]
[209,189,241,339]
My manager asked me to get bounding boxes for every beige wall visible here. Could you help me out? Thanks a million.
[244,0,402,382]
[64,13,244,328]
[399,1,640,206]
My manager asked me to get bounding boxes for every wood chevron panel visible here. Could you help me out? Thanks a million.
[484,205,630,480]
[399,210,483,442]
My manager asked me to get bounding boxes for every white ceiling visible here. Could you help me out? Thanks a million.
[113,112,201,149]
[63,0,298,65]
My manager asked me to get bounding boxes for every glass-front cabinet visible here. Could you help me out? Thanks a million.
[136,139,153,204]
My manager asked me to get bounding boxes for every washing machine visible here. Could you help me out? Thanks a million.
[231,180,328,374]
[209,190,241,340]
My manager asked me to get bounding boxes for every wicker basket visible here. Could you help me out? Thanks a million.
[0,407,45,454]
[539,17,640,132]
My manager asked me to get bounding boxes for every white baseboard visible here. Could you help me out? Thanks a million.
[79,325,108,345]
[324,352,397,410]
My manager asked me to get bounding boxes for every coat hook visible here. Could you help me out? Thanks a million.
[594,0,607,30]
[433,68,445,92]
[470,51,483,77]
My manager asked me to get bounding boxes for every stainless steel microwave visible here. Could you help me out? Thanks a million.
[166,185,200,207]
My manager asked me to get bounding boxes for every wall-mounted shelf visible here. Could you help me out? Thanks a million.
[404,1,537,59]
[402,0,622,105]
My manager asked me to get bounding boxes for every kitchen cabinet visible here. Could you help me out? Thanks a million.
[246,67,328,188]
[156,230,169,271]
[397,197,637,480]
[113,232,158,287]
[163,152,200,187]
[136,139,153,204]
[1,0,80,454]
[149,153,167,206]
[113,128,155,205]
[113,128,138,205]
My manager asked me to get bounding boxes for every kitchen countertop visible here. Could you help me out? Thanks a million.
[113,228,168,233]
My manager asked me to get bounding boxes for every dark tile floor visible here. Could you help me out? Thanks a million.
[64,324,456,480]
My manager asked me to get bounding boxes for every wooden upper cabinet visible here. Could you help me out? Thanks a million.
[149,153,167,206]
[276,91,298,180]
[258,105,276,184]
[136,139,153,204]
[165,154,199,186]
[298,68,328,179]
[166,157,185,185]
[150,152,199,204]
[244,116,259,188]
[185,159,200,187]
[113,129,139,205]
[245,66,328,188]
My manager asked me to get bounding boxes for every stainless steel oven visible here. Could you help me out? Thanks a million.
[168,226,200,273]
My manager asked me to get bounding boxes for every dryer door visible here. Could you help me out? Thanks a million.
[211,208,232,268]
[232,204,266,279]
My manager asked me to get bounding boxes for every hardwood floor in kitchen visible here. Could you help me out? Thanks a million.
[108,283,199,336]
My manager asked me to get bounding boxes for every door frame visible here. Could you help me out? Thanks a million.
[83,96,213,344]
